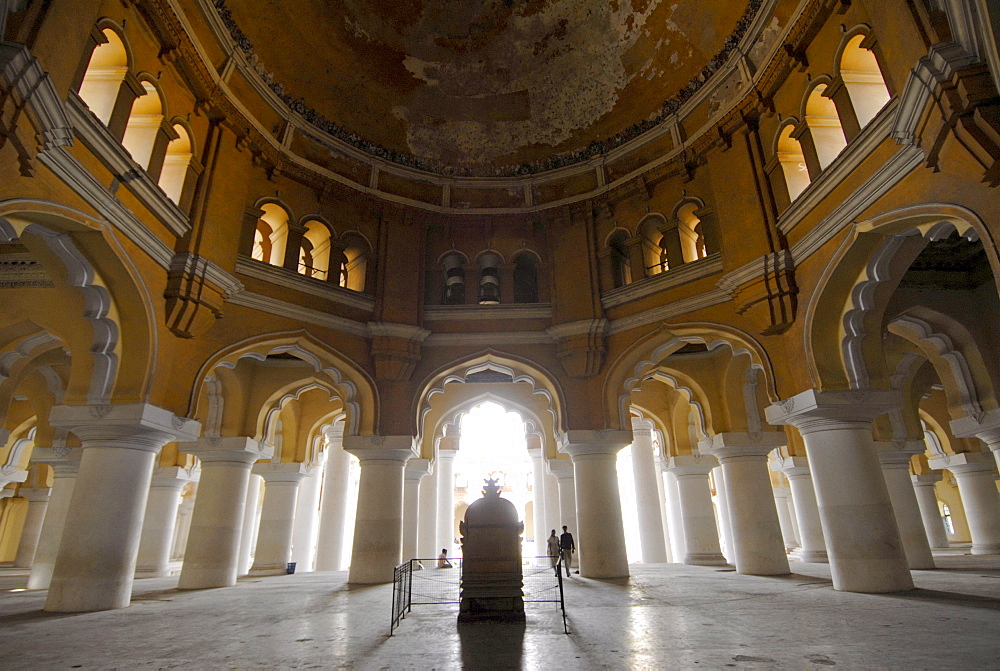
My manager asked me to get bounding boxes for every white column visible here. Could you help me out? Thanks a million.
[785,492,801,545]
[179,437,272,589]
[46,404,200,612]
[27,448,80,590]
[290,458,324,572]
[135,467,198,577]
[315,425,350,571]
[662,468,686,562]
[237,475,262,575]
[930,452,1000,554]
[170,484,196,560]
[527,446,549,558]
[950,409,1000,472]
[704,433,790,575]
[13,487,50,568]
[775,457,828,563]
[911,472,950,549]
[653,449,673,562]
[403,459,430,561]
[772,485,797,550]
[630,420,669,563]
[250,463,309,575]
[345,436,414,584]
[875,441,935,569]
[712,466,735,562]
[665,455,728,566]
[548,459,578,554]
[766,390,912,593]
[435,443,458,557]
[544,472,561,537]
[417,461,438,560]
[559,430,631,579]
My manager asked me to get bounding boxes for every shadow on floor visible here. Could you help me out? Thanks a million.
[886,588,1000,610]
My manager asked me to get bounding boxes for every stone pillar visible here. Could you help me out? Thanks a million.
[237,475,263,575]
[712,466,735,562]
[662,468,686,562]
[403,459,430,561]
[249,463,310,575]
[315,425,351,571]
[774,457,827,563]
[950,409,1000,472]
[13,487,50,568]
[929,452,1000,554]
[558,430,631,579]
[548,460,578,558]
[344,435,415,584]
[772,485,798,550]
[46,404,200,612]
[875,441,935,569]
[417,461,438,560]
[527,445,549,558]
[178,437,272,589]
[665,455,728,566]
[27,448,80,590]
[766,390,912,593]
[703,434,790,575]
[785,493,801,545]
[630,420,668,563]
[653,450,674,562]
[135,467,198,577]
[435,443,458,557]
[171,485,196,560]
[911,473,950,549]
[544,472,561,537]
[290,457,325,572]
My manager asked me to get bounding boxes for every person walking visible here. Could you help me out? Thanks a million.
[559,525,575,577]
[546,529,560,576]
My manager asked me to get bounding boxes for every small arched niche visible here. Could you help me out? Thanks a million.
[251,203,290,267]
[299,220,332,280]
[840,35,891,128]
[805,84,847,169]
[512,251,539,303]
[121,79,165,169]
[158,123,193,204]
[77,28,128,124]
[776,124,810,201]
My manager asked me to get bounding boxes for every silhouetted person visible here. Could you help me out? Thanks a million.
[559,526,575,577]
[546,529,560,576]
[437,548,453,569]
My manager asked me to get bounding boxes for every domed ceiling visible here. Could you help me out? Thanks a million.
[220,0,754,175]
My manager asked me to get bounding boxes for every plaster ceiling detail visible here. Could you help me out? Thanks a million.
[212,0,762,177]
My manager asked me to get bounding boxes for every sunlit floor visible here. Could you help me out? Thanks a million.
[2,552,999,669]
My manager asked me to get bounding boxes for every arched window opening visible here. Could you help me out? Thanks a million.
[158,123,192,204]
[638,217,667,276]
[121,80,163,169]
[299,220,332,280]
[608,230,631,288]
[441,252,467,305]
[78,28,128,124]
[478,252,502,305]
[512,253,539,303]
[677,203,707,263]
[840,35,891,127]
[251,203,289,267]
[776,125,810,201]
[806,84,848,169]
[340,234,370,292]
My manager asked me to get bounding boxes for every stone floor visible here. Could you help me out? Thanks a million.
[2,552,1000,669]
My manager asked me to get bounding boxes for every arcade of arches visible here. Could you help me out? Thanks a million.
[2,0,1000,624]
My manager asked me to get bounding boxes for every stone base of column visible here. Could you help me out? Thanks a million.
[971,542,1000,555]
[790,548,829,563]
[248,564,290,576]
[134,566,172,578]
[683,552,730,566]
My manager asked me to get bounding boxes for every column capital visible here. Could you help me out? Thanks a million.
[929,451,995,474]
[526,446,544,460]
[700,431,786,461]
[664,454,719,477]
[323,423,346,441]
[30,447,82,476]
[251,461,312,482]
[874,440,924,467]
[50,403,202,452]
[558,429,632,459]
[0,467,28,489]
[16,487,50,503]
[343,435,416,462]
[547,458,574,479]
[911,472,943,487]
[150,466,200,487]
[404,458,431,481]
[764,389,900,435]
[630,416,656,434]
[438,434,461,452]
[950,408,1000,445]
[183,436,273,464]
[771,455,811,478]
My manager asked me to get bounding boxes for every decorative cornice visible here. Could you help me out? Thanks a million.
[170,252,244,299]
[423,331,553,347]
[226,290,369,337]
[717,250,792,295]
[366,322,431,342]
[0,43,73,152]
[606,289,732,335]
[892,42,979,146]
[234,256,375,312]
[423,304,553,322]
[601,254,723,309]
[546,318,608,342]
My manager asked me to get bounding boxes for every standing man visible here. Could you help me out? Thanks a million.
[559,525,575,577]
[546,529,560,576]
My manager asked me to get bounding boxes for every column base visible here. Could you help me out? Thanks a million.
[134,565,172,579]
[248,564,290,576]
[971,543,1000,555]
[683,553,730,566]
[790,548,829,563]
